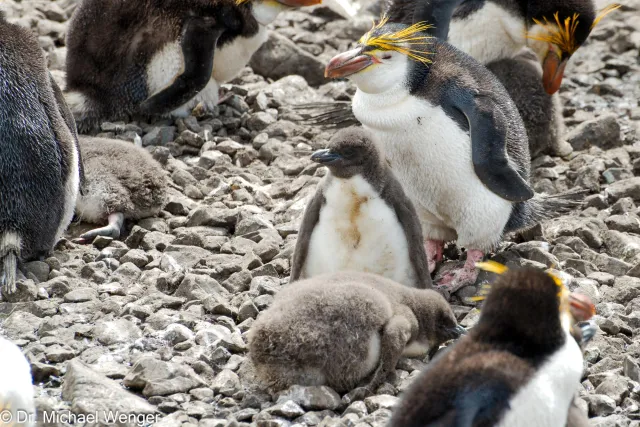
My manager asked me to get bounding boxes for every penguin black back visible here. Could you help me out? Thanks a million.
[0,17,82,293]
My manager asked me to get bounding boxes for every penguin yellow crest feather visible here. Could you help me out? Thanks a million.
[526,4,620,56]
[358,16,435,64]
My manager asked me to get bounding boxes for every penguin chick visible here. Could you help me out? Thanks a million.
[74,136,167,243]
[290,127,432,289]
[248,271,464,393]
[0,16,83,294]
[0,337,35,427]
[389,267,590,427]
[65,0,320,130]
[324,19,582,292]
[486,48,571,158]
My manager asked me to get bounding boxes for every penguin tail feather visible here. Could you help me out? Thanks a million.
[505,188,586,233]
[289,102,359,128]
[0,232,21,295]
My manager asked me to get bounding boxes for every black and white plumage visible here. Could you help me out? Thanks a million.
[323,20,581,291]
[388,267,597,427]
[290,127,432,288]
[0,337,35,427]
[74,136,167,243]
[64,0,319,130]
[0,15,83,294]
[248,271,464,393]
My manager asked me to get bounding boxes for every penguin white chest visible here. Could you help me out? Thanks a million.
[496,331,584,427]
[0,338,35,426]
[449,3,526,65]
[212,26,269,83]
[303,175,417,286]
[353,89,513,249]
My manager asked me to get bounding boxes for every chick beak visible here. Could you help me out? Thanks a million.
[274,0,322,7]
[311,149,343,165]
[542,51,569,95]
[325,48,374,79]
[569,292,596,322]
[577,321,597,345]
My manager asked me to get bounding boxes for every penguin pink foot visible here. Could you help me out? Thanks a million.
[436,249,484,293]
[425,239,444,274]
[73,213,124,244]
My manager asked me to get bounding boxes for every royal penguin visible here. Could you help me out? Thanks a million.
[74,136,167,243]
[0,337,35,427]
[290,127,432,288]
[323,19,581,292]
[0,15,83,294]
[64,0,320,130]
[248,271,464,393]
[388,264,597,427]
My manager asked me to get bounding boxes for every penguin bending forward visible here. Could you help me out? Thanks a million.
[290,127,432,288]
[74,136,168,244]
[323,18,581,292]
[389,266,597,427]
[65,0,319,130]
[0,15,83,294]
[248,271,464,393]
[0,337,35,427]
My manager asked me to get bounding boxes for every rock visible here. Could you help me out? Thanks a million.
[280,386,342,411]
[250,33,326,86]
[211,369,241,397]
[566,114,621,150]
[175,274,227,301]
[623,356,640,382]
[163,324,194,345]
[64,287,99,303]
[363,395,398,412]
[93,319,142,345]
[594,375,629,405]
[585,394,617,416]
[266,401,306,419]
[123,356,206,397]
[607,177,640,202]
[62,360,157,422]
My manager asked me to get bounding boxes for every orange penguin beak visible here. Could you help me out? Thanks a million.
[275,0,322,6]
[569,292,596,322]
[542,50,569,95]
[325,48,375,79]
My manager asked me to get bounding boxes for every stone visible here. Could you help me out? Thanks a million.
[63,287,99,303]
[211,369,241,397]
[175,274,228,301]
[566,114,621,150]
[266,401,306,419]
[279,386,342,411]
[93,319,142,345]
[584,394,617,417]
[163,324,194,345]
[123,356,207,397]
[363,395,398,412]
[62,360,157,422]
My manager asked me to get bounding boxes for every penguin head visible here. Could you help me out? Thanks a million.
[311,127,383,178]
[471,263,596,353]
[325,17,434,94]
[411,290,466,355]
[526,3,620,95]
[237,0,322,25]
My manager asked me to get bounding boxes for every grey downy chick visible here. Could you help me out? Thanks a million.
[0,14,83,294]
[74,136,167,243]
[248,271,464,394]
[290,126,432,289]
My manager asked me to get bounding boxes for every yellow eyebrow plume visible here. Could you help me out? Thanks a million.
[358,15,435,64]
[236,0,250,5]
[592,3,621,29]
[527,12,580,55]
[475,260,509,275]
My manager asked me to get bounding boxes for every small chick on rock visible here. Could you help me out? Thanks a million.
[290,127,432,288]
[0,337,35,427]
[389,263,597,427]
[74,136,167,243]
[248,271,464,394]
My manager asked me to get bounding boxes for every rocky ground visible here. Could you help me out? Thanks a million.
[2,0,640,426]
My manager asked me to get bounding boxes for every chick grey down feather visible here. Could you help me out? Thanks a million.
[76,136,167,225]
[248,271,463,393]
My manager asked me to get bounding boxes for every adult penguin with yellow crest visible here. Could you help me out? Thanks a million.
[323,15,581,292]
[301,0,620,157]
[65,0,320,130]
[388,262,597,427]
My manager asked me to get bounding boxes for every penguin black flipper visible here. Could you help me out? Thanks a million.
[457,91,534,202]
[383,177,432,289]
[390,358,523,427]
[138,16,225,115]
[50,73,86,195]
[289,191,326,282]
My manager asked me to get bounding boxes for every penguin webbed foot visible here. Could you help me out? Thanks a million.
[435,249,484,293]
[74,213,125,244]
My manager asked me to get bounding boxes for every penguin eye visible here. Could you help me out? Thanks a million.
[381,53,392,60]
